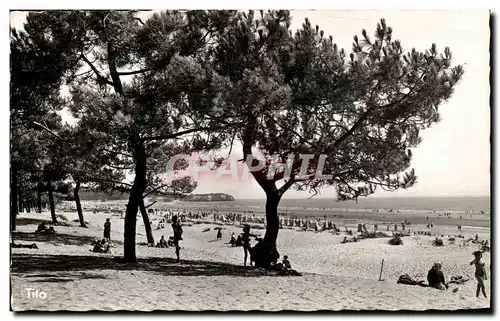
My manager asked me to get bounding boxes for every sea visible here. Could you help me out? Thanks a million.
[181,196,490,214]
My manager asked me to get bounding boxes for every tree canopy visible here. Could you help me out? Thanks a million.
[11,10,463,266]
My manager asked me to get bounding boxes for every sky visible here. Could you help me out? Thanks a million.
[9,9,491,199]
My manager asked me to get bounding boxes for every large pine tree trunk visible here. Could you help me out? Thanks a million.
[139,199,155,244]
[74,179,86,228]
[123,140,147,263]
[18,191,24,214]
[10,161,18,231]
[47,180,57,224]
[251,191,281,268]
[37,182,42,213]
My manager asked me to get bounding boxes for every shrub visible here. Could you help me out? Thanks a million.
[388,235,403,245]
[433,237,444,246]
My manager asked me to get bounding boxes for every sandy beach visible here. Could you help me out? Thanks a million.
[10,201,491,311]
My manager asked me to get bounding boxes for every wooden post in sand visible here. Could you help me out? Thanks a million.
[379,259,384,281]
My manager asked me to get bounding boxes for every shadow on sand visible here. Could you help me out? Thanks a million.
[16,217,53,226]
[11,253,274,278]
[12,231,116,247]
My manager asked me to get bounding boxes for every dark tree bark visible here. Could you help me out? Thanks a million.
[74,178,86,228]
[123,140,147,263]
[139,199,155,244]
[18,191,23,214]
[10,161,18,231]
[104,39,144,263]
[37,182,42,213]
[250,191,281,268]
[47,180,57,224]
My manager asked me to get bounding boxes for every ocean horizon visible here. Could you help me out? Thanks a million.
[182,196,490,213]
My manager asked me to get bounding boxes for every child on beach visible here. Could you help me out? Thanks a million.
[158,235,168,248]
[470,251,487,298]
[282,255,291,269]
[242,224,256,267]
[171,215,183,263]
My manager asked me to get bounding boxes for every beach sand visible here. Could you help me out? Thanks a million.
[10,203,491,311]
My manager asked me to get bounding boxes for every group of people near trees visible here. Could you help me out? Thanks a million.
[35,222,55,234]
[91,239,111,253]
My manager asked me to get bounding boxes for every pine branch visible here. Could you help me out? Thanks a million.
[117,68,151,76]
[144,201,157,209]
[80,54,114,86]
[32,121,65,142]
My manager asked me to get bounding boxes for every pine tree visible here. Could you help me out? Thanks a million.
[34,10,237,262]
[10,15,78,230]
[210,11,464,267]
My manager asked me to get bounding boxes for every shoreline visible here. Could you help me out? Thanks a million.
[65,200,491,229]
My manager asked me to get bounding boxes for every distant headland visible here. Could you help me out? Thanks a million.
[182,193,235,202]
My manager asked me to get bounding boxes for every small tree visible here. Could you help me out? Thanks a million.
[210,11,464,267]
[52,123,125,228]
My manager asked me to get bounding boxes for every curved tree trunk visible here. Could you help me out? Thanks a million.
[139,199,155,244]
[10,161,18,231]
[123,140,147,263]
[74,179,86,228]
[47,180,57,224]
[251,191,281,268]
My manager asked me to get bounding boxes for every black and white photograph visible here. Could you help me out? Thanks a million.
[9,6,491,312]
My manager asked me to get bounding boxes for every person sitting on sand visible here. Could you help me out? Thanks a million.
[101,239,110,253]
[171,215,183,263]
[282,255,291,269]
[47,226,55,234]
[235,235,243,247]
[229,233,236,246]
[341,236,348,244]
[427,262,447,290]
[470,251,487,298]
[36,222,48,233]
[159,236,168,248]
[92,240,103,253]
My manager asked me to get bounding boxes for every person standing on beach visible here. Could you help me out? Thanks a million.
[470,251,487,298]
[242,224,256,267]
[171,215,183,263]
[103,218,111,242]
